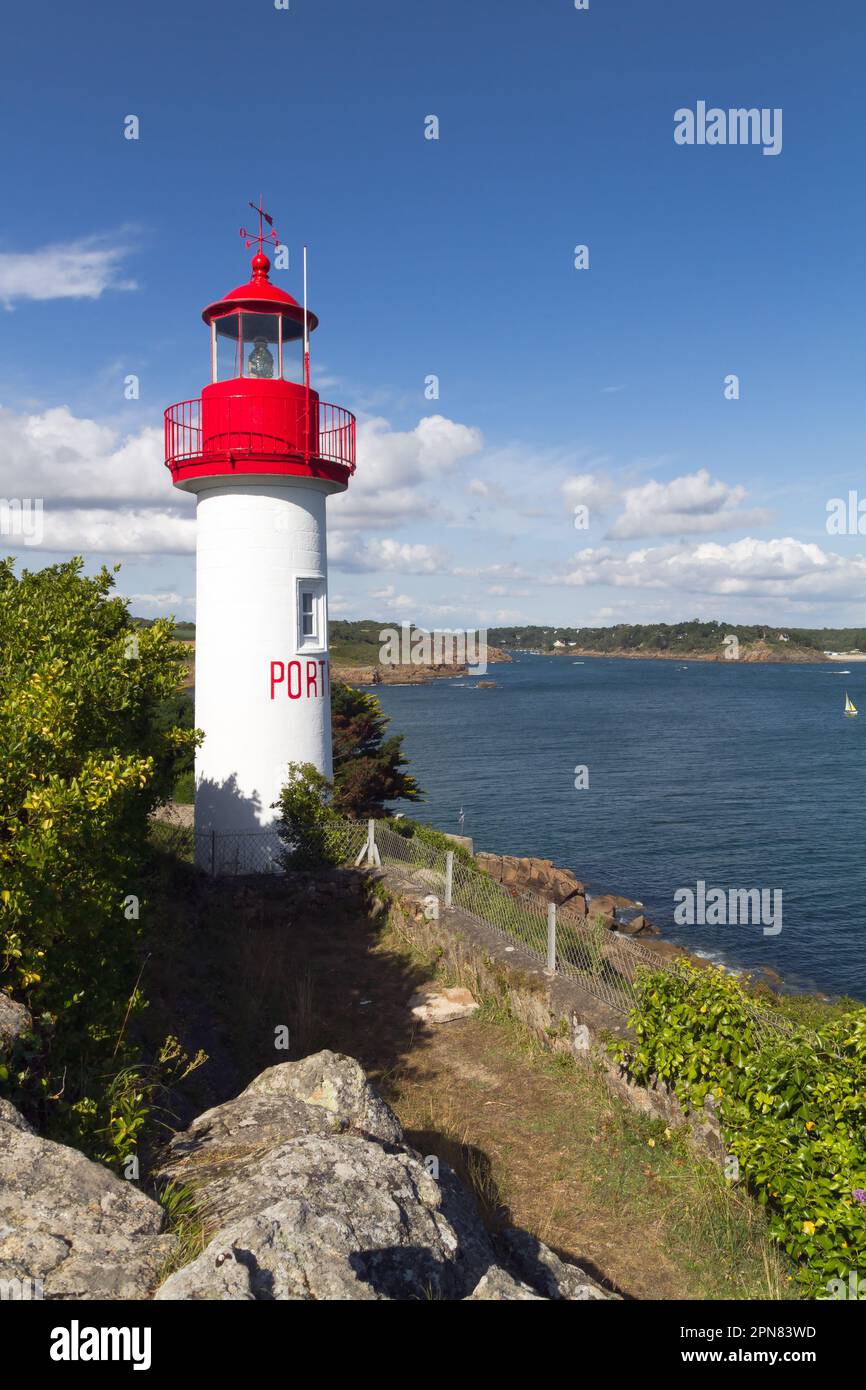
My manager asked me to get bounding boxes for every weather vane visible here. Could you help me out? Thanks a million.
[239,194,280,257]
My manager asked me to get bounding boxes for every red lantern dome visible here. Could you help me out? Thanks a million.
[200,251,319,334]
[165,204,354,493]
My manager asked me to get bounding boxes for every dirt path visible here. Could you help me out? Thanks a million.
[146,866,789,1301]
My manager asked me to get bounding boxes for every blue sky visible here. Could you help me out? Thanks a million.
[2,0,865,629]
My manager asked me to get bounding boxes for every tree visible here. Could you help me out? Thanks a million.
[330,681,421,817]
[0,558,198,1152]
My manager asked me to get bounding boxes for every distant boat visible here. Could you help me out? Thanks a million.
[844,692,858,717]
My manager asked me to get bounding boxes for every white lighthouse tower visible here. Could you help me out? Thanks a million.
[164,202,355,870]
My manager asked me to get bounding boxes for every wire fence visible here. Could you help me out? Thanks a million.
[354,820,802,1040]
[150,811,803,1039]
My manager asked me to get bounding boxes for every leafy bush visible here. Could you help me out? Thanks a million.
[615,963,866,1293]
[275,762,345,868]
[172,770,195,804]
[382,815,474,866]
[0,558,199,1159]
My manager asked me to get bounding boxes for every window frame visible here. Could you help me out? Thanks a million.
[295,576,327,654]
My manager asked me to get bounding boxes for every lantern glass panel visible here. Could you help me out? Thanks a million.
[214,313,242,381]
[241,313,280,379]
[281,331,304,384]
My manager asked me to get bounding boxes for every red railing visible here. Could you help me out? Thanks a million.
[164,394,356,473]
[318,402,356,469]
[165,397,202,466]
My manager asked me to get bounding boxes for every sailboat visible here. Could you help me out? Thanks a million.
[844,692,858,717]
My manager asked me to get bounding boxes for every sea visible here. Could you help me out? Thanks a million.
[372,653,866,1002]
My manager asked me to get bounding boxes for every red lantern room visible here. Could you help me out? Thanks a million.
[165,200,355,492]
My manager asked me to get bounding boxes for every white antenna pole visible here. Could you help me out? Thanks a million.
[303,244,310,392]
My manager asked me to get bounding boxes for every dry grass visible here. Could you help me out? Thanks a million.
[141,858,797,1300]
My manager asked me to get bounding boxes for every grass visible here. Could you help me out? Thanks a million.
[154,1180,213,1280]
[374,895,797,1299]
[381,968,796,1300]
[137,846,799,1300]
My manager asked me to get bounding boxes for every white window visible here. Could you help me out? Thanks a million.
[296,578,326,652]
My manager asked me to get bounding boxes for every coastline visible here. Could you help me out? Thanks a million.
[545,643,827,665]
[331,645,512,686]
[474,845,850,1005]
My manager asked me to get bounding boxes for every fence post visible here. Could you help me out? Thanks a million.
[211,828,216,878]
[547,901,556,971]
[367,818,382,868]
[444,850,454,909]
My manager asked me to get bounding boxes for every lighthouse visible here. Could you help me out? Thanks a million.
[165,202,355,871]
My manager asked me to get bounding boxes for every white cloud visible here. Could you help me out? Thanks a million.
[330,533,448,574]
[29,507,195,556]
[367,585,415,612]
[0,406,173,503]
[0,236,137,307]
[609,469,770,539]
[560,472,620,515]
[556,537,866,602]
[561,467,771,539]
[330,414,483,529]
[453,561,529,580]
[123,590,189,610]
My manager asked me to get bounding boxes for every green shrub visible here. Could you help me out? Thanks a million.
[275,762,345,868]
[615,963,866,1294]
[172,770,195,804]
[0,558,199,1159]
[382,815,475,866]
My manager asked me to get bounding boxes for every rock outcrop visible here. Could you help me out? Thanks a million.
[476,852,587,911]
[0,1105,174,1300]
[156,1050,615,1302]
[475,853,665,937]
[0,1047,615,1301]
[0,994,31,1052]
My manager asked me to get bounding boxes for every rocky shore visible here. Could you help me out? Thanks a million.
[332,645,512,686]
[552,640,825,664]
[0,1021,614,1301]
[475,851,713,973]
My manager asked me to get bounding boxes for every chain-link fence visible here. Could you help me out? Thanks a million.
[150,810,801,1037]
[360,819,801,1039]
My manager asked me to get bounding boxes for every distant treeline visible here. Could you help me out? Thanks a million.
[132,616,196,640]
[131,616,866,656]
[486,621,866,653]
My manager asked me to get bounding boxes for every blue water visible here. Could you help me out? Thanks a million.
[372,655,866,1002]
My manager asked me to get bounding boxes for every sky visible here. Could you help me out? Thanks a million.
[1,0,865,631]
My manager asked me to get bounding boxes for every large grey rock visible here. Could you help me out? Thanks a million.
[498,1227,615,1300]
[465,1267,544,1300]
[156,1050,402,1193]
[0,1105,174,1300]
[0,994,31,1051]
[155,1049,618,1302]
[157,1134,498,1300]
[243,1050,402,1144]
[0,1098,32,1133]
